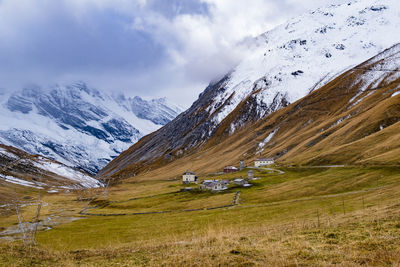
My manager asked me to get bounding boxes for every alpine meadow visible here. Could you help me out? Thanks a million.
[1,0,400,266]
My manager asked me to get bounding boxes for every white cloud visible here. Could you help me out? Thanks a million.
[0,0,343,106]
[126,0,296,104]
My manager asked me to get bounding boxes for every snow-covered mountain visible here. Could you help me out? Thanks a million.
[0,82,182,174]
[99,0,400,178]
[211,0,400,132]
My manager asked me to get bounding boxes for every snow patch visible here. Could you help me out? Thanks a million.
[0,174,43,189]
[391,91,400,97]
[329,114,352,129]
[33,160,103,188]
[257,128,279,153]
[348,90,375,109]
[47,190,59,193]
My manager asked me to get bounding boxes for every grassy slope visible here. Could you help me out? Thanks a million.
[1,166,400,266]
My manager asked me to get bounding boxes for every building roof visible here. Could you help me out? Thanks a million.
[224,166,238,170]
[202,180,228,188]
[202,181,218,187]
[255,158,274,161]
[183,171,196,175]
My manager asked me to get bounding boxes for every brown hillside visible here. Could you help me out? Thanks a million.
[99,44,400,182]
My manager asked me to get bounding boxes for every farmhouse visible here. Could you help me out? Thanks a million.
[182,171,198,184]
[254,158,274,167]
[200,180,228,191]
[224,166,238,173]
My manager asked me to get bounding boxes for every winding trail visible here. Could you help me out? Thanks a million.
[248,166,285,174]
[259,167,285,174]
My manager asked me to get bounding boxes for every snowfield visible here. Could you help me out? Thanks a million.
[206,0,400,134]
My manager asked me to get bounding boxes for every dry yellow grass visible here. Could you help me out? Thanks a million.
[1,166,400,266]
[1,201,400,266]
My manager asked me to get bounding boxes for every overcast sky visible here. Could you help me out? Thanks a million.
[0,0,344,107]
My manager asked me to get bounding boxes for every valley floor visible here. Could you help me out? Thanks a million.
[1,165,400,266]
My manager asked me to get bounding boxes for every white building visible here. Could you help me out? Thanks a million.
[254,158,274,167]
[182,171,198,184]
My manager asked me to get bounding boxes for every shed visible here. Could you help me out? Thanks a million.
[224,166,238,173]
[240,160,245,170]
[248,170,254,179]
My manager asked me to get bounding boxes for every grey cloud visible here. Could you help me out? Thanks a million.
[0,0,345,106]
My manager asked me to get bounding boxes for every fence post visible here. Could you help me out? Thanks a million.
[342,197,345,215]
[362,195,365,210]
[32,170,43,245]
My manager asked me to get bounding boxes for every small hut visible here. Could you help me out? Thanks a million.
[248,170,254,180]
[240,160,245,171]
[224,166,238,173]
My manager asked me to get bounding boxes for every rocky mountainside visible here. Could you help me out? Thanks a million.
[99,0,400,179]
[0,82,182,175]
[100,43,400,181]
[0,144,102,191]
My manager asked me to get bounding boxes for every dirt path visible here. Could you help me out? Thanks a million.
[298,165,345,168]
[258,167,285,174]
[78,191,241,217]
[248,166,285,174]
